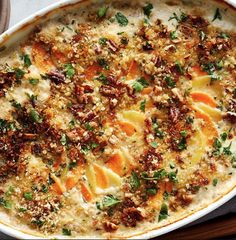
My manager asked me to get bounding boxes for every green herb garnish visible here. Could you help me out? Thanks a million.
[130,171,140,191]
[143,3,153,18]
[115,12,129,26]
[158,203,168,222]
[23,192,33,201]
[212,8,222,22]
[97,6,108,18]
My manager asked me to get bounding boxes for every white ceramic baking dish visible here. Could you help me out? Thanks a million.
[0,0,235,239]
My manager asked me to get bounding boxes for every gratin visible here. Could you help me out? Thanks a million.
[0,0,235,238]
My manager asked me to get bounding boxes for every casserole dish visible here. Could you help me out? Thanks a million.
[0,1,236,239]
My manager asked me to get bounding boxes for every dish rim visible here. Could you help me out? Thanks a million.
[0,0,235,239]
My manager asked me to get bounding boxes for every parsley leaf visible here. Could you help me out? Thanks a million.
[23,192,33,201]
[158,203,168,222]
[165,76,176,88]
[29,78,39,85]
[115,12,129,26]
[212,8,222,22]
[96,195,121,210]
[97,6,108,18]
[170,30,178,40]
[29,109,42,123]
[143,3,153,18]
[64,63,75,78]
[130,171,140,191]
[140,99,146,112]
[62,228,71,236]
[23,54,32,67]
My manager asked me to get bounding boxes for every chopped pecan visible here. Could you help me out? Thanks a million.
[121,207,144,227]
[103,221,119,232]
[47,70,66,84]
[169,107,180,123]
[107,39,119,52]
[223,111,236,124]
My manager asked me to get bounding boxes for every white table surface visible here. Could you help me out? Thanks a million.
[1,0,235,239]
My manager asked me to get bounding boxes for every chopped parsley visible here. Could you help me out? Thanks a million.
[115,12,129,26]
[220,132,227,141]
[212,8,222,22]
[96,195,121,210]
[85,122,94,131]
[29,109,43,123]
[223,142,232,156]
[142,169,167,181]
[212,178,218,186]
[140,99,146,112]
[165,76,176,88]
[23,192,33,201]
[97,58,109,69]
[64,63,75,78]
[143,3,153,18]
[130,171,140,191]
[132,77,149,93]
[150,141,158,148]
[15,68,25,79]
[170,30,178,40]
[96,73,108,84]
[62,228,71,236]
[168,12,188,22]
[175,61,184,74]
[0,198,12,210]
[23,54,32,67]
[99,37,108,46]
[97,6,108,18]
[29,78,39,85]
[158,203,168,222]
[218,32,230,39]
[178,137,187,151]
[146,188,157,196]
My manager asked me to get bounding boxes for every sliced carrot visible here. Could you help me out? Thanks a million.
[84,64,102,81]
[117,121,136,136]
[80,182,93,202]
[127,61,140,80]
[191,66,208,77]
[164,181,173,193]
[31,42,54,72]
[194,108,218,144]
[93,164,109,189]
[52,49,68,64]
[191,92,217,108]
[141,87,152,95]
[53,157,61,171]
[106,153,124,176]
[51,182,64,195]
[65,176,77,190]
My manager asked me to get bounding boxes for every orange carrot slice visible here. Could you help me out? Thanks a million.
[31,42,54,72]
[117,121,136,136]
[141,87,152,95]
[106,153,124,176]
[80,182,93,202]
[191,92,217,108]
[65,177,77,190]
[84,64,102,81]
[194,108,218,144]
[127,61,140,80]
[93,164,109,189]
[51,182,64,195]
